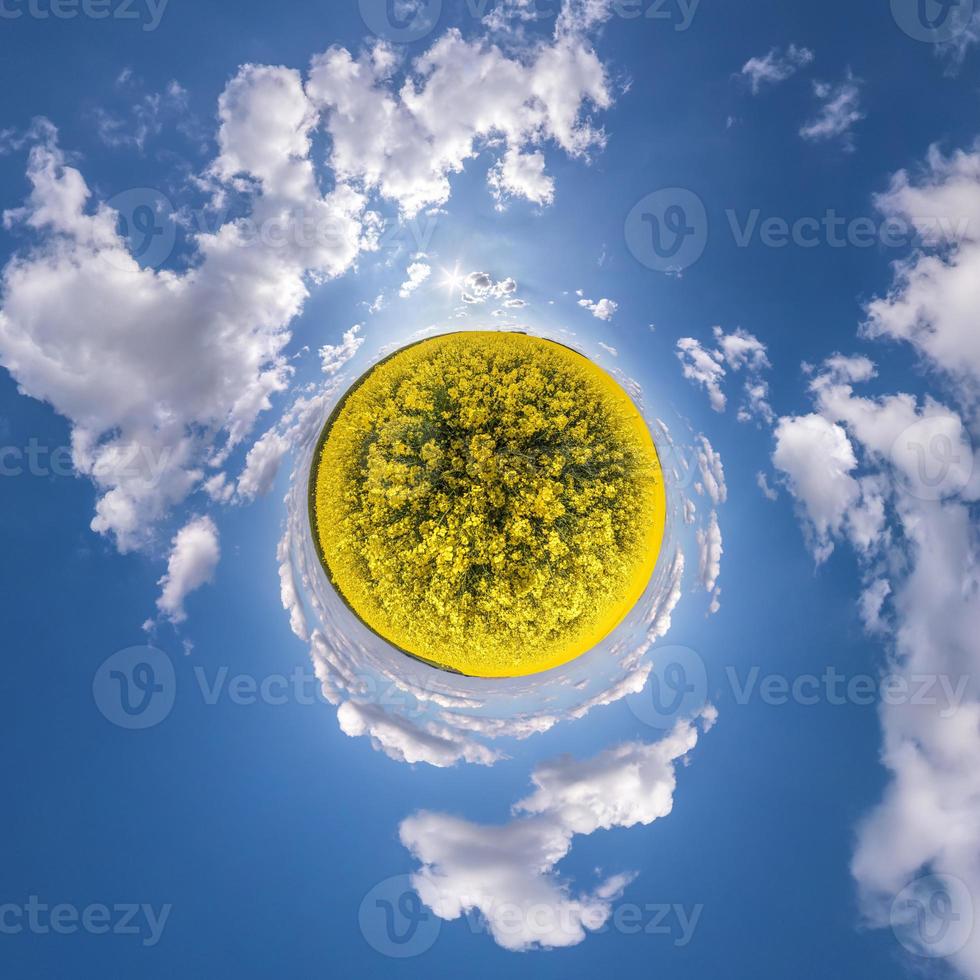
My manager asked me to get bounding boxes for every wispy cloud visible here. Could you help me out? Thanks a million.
[800,71,864,147]
[740,44,814,94]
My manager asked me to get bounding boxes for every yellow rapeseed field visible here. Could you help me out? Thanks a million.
[310,332,666,677]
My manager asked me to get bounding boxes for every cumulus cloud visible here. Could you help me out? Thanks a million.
[676,327,772,421]
[488,148,555,208]
[399,260,431,298]
[460,271,520,305]
[597,341,618,357]
[155,516,220,624]
[400,711,714,951]
[235,430,291,502]
[696,510,722,610]
[319,324,364,374]
[695,435,727,505]
[714,325,770,372]
[338,700,502,768]
[740,44,814,94]
[306,23,613,219]
[772,413,861,562]
[577,294,617,320]
[676,337,726,411]
[800,71,864,146]
[0,64,373,553]
[236,383,346,504]
[864,142,980,406]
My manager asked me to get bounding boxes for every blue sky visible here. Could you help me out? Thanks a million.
[1,0,979,975]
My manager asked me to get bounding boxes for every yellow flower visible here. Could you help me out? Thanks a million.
[311,331,666,677]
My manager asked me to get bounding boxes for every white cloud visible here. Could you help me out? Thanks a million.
[864,143,980,405]
[399,260,431,298]
[578,295,617,320]
[695,435,727,505]
[93,75,189,152]
[400,712,713,951]
[461,271,520,304]
[696,510,722,596]
[930,9,980,66]
[756,471,778,501]
[740,44,814,94]
[677,327,771,420]
[858,577,890,633]
[236,384,345,503]
[0,63,373,553]
[307,24,612,219]
[235,429,290,502]
[808,360,975,503]
[714,325,770,372]
[772,413,861,562]
[555,0,619,36]
[319,323,364,374]
[677,337,726,412]
[338,701,502,768]
[821,353,877,384]
[800,71,864,146]
[774,323,980,980]
[155,515,220,624]
[482,0,548,32]
[597,341,618,357]
[740,380,775,425]
[488,147,555,208]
